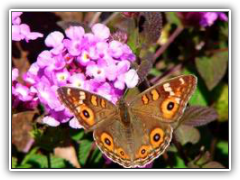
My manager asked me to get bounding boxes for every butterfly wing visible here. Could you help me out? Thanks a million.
[93,112,173,168]
[129,113,173,167]
[129,75,197,123]
[93,116,134,168]
[57,87,118,131]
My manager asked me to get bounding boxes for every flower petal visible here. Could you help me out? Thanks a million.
[124,69,139,88]
[92,23,110,40]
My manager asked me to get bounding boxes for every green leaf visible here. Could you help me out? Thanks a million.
[213,84,229,122]
[195,51,228,91]
[21,147,39,165]
[23,152,67,168]
[166,12,181,26]
[189,85,208,106]
[182,69,208,106]
[17,164,32,168]
[166,145,177,153]
[188,151,223,168]
[50,156,66,168]
[70,129,85,141]
[89,148,103,164]
[217,141,228,155]
[180,106,218,127]
[174,156,187,168]
[149,68,161,76]
[127,28,139,54]
[12,157,17,168]
[26,154,48,168]
[174,125,200,145]
[195,151,211,166]
[220,22,228,38]
[78,139,92,166]
[187,161,200,168]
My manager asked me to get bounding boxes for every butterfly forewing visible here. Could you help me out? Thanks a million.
[57,87,118,131]
[129,75,197,123]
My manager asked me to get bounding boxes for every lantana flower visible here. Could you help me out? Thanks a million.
[12,12,43,42]
[13,23,139,128]
[177,12,228,27]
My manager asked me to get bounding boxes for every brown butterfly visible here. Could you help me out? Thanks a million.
[57,74,197,168]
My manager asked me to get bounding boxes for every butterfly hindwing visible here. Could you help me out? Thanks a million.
[93,116,133,168]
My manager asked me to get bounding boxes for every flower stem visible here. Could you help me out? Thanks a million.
[172,134,189,166]
[102,12,119,25]
[47,152,51,168]
[150,63,182,84]
[154,26,184,60]
[89,12,102,27]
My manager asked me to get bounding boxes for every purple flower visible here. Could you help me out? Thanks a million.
[96,82,112,101]
[14,83,34,101]
[92,23,110,40]
[36,79,64,112]
[37,50,55,68]
[114,69,139,90]
[68,73,86,89]
[45,31,64,55]
[177,12,228,27]
[200,12,228,27]
[12,68,19,82]
[12,24,43,42]
[124,69,139,88]
[77,51,91,66]
[114,73,126,90]
[105,60,130,82]
[43,109,72,127]
[12,12,23,25]
[69,117,83,129]
[86,61,106,82]
[42,115,61,127]
[65,26,85,40]
[13,23,138,128]
[109,40,124,59]
[12,12,43,42]
[54,69,70,86]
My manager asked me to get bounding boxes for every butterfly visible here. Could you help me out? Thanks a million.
[57,74,197,168]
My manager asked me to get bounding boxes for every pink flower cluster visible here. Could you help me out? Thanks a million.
[177,12,228,27]
[199,12,228,27]
[12,12,43,42]
[12,23,139,128]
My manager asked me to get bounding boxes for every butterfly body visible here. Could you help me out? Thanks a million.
[118,99,131,125]
[57,75,197,168]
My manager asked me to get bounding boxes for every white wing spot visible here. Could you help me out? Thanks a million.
[79,91,86,101]
[179,78,185,85]
[80,91,85,96]
[67,88,71,95]
[163,83,170,90]
[76,106,81,113]
[163,83,175,96]
[175,97,181,104]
